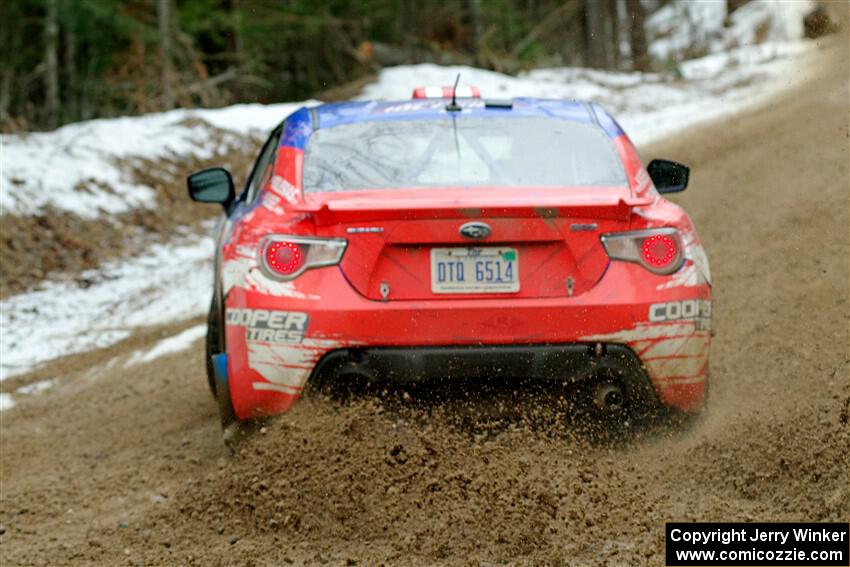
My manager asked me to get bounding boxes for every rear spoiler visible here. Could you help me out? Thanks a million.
[293,194,655,224]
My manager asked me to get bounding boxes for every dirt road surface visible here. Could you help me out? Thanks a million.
[2,36,848,566]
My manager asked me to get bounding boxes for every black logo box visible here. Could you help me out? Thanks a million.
[666,522,849,566]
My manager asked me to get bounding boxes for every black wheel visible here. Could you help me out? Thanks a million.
[206,291,238,430]
[205,292,223,398]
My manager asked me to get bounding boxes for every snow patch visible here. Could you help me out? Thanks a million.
[16,378,57,395]
[647,0,815,61]
[0,103,309,218]
[0,393,14,411]
[0,227,214,381]
[124,324,207,367]
[359,41,813,146]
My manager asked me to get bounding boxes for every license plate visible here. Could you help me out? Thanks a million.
[430,247,519,294]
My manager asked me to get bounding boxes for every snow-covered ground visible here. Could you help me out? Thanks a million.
[0,5,821,395]
[0,379,58,412]
[647,0,815,60]
[0,227,214,381]
[359,41,813,147]
[124,324,207,368]
[0,103,309,218]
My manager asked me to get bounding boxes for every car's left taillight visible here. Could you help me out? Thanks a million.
[259,235,347,281]
[600,228,684,275]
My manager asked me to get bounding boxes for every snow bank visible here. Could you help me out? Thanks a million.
[647,0,816,61]
[0,393,14,411]
[0,103,307,218]
[360,41,812,146]
[0,228,214,381]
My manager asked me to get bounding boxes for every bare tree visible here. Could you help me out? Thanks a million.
[158,0,175,109]
[0,13,15,125]
[231,0,244,74]
[584,0,615,69]
[65,23,78,123]
[626,0,649,71]
[513,1,583,59]
[609,0,621,68]
[726,0,749,14]
[45,0,60,128]
[464,0,483,65]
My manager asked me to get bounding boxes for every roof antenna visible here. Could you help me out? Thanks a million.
[446,73,462,112]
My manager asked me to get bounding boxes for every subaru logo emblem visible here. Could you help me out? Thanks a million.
[459,222,491,240]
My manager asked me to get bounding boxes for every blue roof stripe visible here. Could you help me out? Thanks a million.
[280,98,623,148]
[316,98,595,127]
[590,102,625,138]
[279,107,313,150]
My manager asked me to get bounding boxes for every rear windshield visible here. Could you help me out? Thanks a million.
[302,116,627,192]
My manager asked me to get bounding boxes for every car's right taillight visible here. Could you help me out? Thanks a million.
[601,228,684,275]
[259,235,347,281]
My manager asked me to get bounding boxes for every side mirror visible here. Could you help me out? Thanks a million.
[187,167,235,206]
[647,159,689,194]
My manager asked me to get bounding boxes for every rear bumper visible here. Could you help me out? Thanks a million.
[223,261,711,419]
[312,343,641,383]
[311,343,659,411]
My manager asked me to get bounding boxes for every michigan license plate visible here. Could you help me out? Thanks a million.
[430,247,519,294]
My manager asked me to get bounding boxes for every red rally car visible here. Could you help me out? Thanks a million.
[188,87,712,427]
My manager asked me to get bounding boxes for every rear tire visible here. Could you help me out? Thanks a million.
[205,293,223,398]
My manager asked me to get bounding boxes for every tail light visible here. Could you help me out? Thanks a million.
[259,235,347,281]
[600,228,684,275]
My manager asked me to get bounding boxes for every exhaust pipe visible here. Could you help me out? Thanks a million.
[593,381,625,412]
